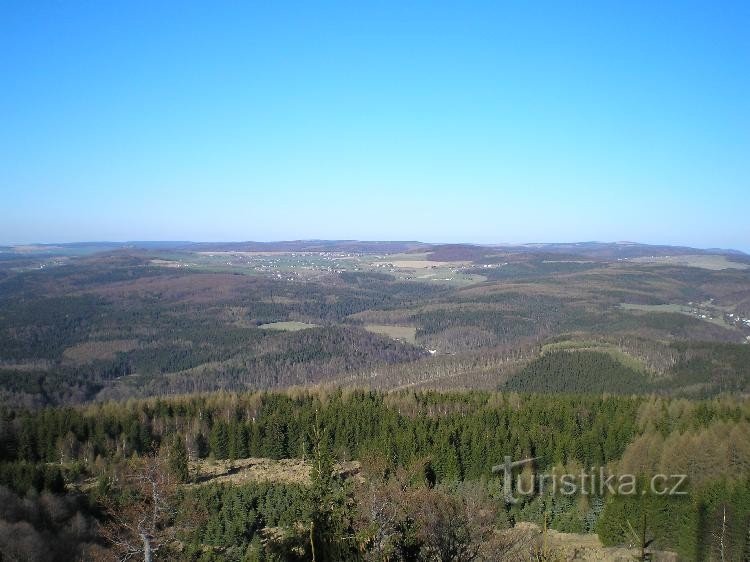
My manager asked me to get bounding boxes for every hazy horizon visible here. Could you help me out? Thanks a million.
[2,237,748,254]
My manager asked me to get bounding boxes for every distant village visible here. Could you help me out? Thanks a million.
[684,301,750,342]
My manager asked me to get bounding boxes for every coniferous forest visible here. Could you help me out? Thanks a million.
[1,390,750,560]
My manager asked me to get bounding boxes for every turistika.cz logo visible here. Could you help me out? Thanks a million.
[491,456,688,504]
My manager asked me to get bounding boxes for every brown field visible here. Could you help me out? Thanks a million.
[62,339,139,364]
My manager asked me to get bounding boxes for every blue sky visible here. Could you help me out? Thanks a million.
[1,1,748,250]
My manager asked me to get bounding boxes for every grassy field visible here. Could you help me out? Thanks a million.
[258,321,319,331]
[630,254,749,270]
[358,253,484,285]
[364,324,417,343]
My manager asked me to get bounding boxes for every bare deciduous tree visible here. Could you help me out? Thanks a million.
[100,452,192,562]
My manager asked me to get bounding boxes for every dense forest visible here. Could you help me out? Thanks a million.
[0,389,749,559]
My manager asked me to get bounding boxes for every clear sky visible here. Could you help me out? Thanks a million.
[1,1,748,250]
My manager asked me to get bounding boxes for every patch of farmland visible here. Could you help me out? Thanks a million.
[373,260,467,269]
[364,324,417,343]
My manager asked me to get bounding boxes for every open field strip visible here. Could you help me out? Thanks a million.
[258,321,319,331]
[363,324,417,343]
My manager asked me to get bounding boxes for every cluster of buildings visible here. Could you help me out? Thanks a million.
[726,312,750,329]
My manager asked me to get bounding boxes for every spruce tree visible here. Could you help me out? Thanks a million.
[167,435,190,483]
[210,421,230,459]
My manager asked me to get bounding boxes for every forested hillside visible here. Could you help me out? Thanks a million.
[1,246,749,406]
[0,389,749,559]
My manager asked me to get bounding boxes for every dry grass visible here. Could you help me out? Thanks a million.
[62,339,138,364]
[498,522,677,561]
[189,457,361,487]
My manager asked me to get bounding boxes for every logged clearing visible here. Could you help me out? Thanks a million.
[364,324,417,343]
[62,339,138,364]
[500,522,678,561]
[190,457,361,487]
[258,321,319,331]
